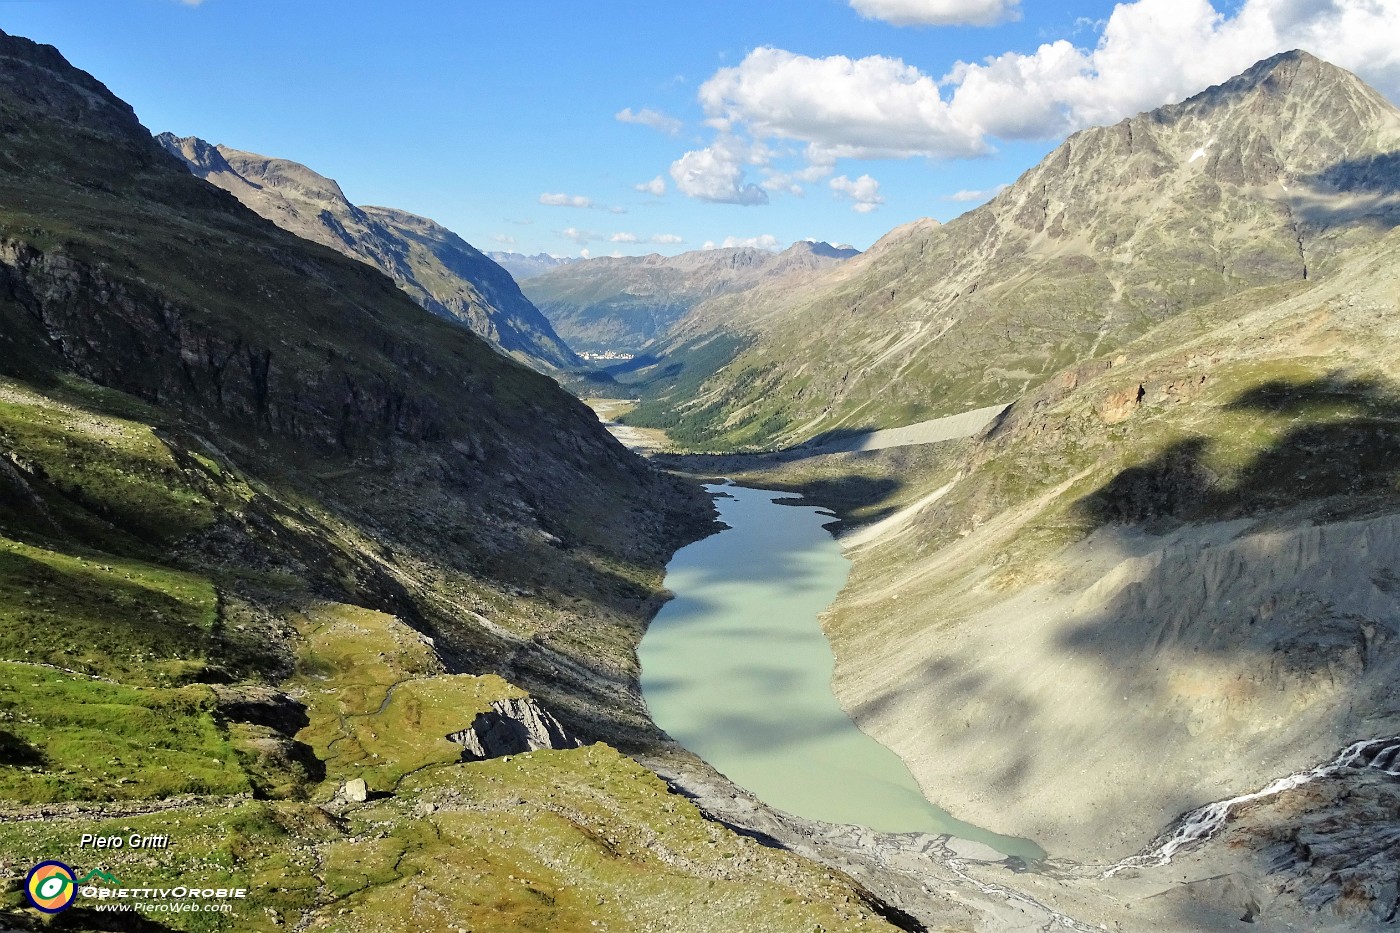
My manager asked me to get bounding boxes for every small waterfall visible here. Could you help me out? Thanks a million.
[1103,736,1400,877]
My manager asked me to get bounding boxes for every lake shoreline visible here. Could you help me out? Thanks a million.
[639,482,1043,860]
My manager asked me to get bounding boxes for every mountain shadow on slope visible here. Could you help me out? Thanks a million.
[1077,374,1400,527]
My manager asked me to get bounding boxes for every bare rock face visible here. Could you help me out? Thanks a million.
[1096,384,1143,424]
[446,697,582,761]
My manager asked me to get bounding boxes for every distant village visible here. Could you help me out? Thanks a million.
[578,350,635,362]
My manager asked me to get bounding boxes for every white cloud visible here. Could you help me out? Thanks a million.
[669,137,770,205]
[579,248,591,259]
[943,185,1008,202]
[609,232,639,243]
[702,234,782,250]
[849,0,1020,27]
[616,107,683,135]
[493,233,516,245]
[560,227,601,245]
[635,175,667,196]
[761,160,836,195]
[652,233,685,244]
[830,174,886,212]
[542,192,626,213]
[540,192,594,208]
[698,48,986,162]
[679,0,1400,183]
[945,0,1400,141]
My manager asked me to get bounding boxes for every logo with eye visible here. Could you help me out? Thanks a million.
[25,861,77,913]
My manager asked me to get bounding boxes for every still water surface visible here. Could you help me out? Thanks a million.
[640,483,1043,859]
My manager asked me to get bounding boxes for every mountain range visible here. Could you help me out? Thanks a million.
[156,134,581,372]
[518,240,860,353]
[486,250,579,281]
[626,50,1400,450]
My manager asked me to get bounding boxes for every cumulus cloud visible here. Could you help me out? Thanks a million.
[945,0,1400,141]
[762,160,837,195]
[609,232,639,243]
[616,107,683,135]
[540,193,594,208]
[675,0,1400,194]
[492,233,516,245]
[669,137,770,205]
[652,233,685,244]
[849,0,1020,27]
[698,47,985,161]
[635,175,667,196]
[830,174,886,212]
[702,234,782,250]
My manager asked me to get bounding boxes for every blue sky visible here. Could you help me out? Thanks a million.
[5,0,1398,258]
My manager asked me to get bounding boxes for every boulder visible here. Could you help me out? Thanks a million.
[343,778,368,803]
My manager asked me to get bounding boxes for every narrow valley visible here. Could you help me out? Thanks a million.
[3,6,1400,933]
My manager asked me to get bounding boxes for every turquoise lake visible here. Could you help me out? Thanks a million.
[639,483,1043,859]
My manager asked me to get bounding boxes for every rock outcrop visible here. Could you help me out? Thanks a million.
[447,697,583,761]
[211,685,309,736]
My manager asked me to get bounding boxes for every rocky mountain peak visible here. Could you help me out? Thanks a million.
[0,30,132,131]
[784,240,861,260]
[0,30,187,183]
[1190,48,1374,114]
[976,49,1400,251]
[1149,48,1400,182]
[155,132,241,183]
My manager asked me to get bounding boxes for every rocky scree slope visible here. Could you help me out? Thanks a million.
[0,31,909,933]
[519,240,858,353]
[631,50,1400,450]
[156,133,581,372]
